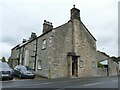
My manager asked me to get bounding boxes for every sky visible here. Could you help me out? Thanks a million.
[0,0,119,59]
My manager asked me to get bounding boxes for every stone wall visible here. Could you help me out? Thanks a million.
[34,19,98,79]
[10,39,37,69]
[23,40,37,69]
[108,59,118,76]
[97,68,107,77]
[36,21,73,79]
[73,19,97,77]
[10,45,19,68]
[96,51,109,62]
[50,21,73,78]
[36,31,53,78]
[10,6,99,79]
[96,51,118,76]
[11,49,18,60]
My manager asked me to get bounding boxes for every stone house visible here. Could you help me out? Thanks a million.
[9,44,20,68]
[10,6,104,79]
[96,51,118,76]
[10,32,37,69]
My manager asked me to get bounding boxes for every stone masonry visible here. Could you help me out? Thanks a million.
[10,5,118,79]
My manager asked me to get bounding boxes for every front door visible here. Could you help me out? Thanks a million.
[72,57,78,76]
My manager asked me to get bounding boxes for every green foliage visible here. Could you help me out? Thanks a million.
[1,57,6,62]
[97,62,104,68]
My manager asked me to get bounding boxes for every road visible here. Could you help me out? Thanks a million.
[1,76,119,89]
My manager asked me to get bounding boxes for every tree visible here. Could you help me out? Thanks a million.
[1,57,6,62]
[97,62,104,68]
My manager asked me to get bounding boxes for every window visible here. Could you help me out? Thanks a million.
[34,41,37,45]
[42,39,47,50]
[32,61,35,69]
[33,48,36,52]
[33,51,36,56]
[34,41,37,51]
[17,50,19,58]
[29,61,35,69]
[38,60,42,70]
[34,45,36,52]
[49,36,52,47]
[80,60,83,68]
[92,61,96,68]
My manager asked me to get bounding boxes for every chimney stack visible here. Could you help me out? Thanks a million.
[30,32,37,40]
[22,39,27,43]
[43,20,53,33]
[70,5,80,20]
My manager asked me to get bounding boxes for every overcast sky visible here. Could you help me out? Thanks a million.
[0,0,119,59]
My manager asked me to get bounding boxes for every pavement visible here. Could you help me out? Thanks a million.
[13,75,47,81]
[1,76,119,89]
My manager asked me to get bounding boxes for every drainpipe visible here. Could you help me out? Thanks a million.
[18,49,20,65]
[22,46,25,65]
[107,65,109,76]
[34,38,38,71]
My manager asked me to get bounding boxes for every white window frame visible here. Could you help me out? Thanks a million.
[80,60,83,68]
[49,36,52,47]
[32,61,35,69]
[34,45,36,52]
[92,61,96,68]
[38,60,42,70]
[34,41,37,45]
[17,50,19,58]
[42,39,47,50]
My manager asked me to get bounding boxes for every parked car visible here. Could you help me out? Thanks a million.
[14,65,35,79]
[0,62,14,80]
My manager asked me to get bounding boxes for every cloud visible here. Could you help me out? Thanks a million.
[0,42,12,59]
[2,36,19,46]
[79,0,118,57]
[0,0,119,58]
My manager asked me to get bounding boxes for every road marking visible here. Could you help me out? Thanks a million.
[2,79,103,88]
[2,78,118,88]
[3,82,53,88]
[0,79,28,83]
[111,80,118,82]
[56,88,65,90]
[83,82,103,87]
[83,79,118,87]
[1,78,37,83]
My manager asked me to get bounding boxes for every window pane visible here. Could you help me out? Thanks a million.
[42,39,46,49]
[80,60,83,68]
[38,60,42,70]
[92,61,95,68]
